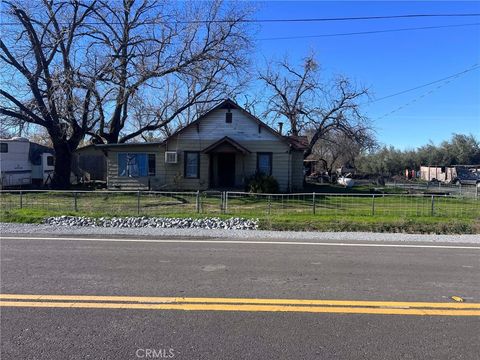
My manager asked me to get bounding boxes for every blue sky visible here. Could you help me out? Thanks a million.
[251,1,480,149]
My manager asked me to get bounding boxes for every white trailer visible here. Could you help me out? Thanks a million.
[0,137,54,188]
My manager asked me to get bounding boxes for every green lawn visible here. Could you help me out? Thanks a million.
[261,213,478,234]
[304,183,405,194]
[1,191,478,234]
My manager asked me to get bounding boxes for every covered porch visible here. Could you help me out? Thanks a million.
[202,136,250,189]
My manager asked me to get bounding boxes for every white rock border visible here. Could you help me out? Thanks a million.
[43,216,259,230]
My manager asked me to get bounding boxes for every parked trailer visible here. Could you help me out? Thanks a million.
[0,137,54,188]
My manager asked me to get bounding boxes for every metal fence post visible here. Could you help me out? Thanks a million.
[221,192,225,214]
[196,190,200,213]
[476,184,478,200]
[268,195,271,215]
[225,192,229,214]
[371,194,375,216]
[137,190,140,215]
[19,191,23,209]
[74,192,78,212]
[312,192,316,215]
[431,195,435,216]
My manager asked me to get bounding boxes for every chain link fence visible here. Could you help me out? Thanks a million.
[0,190,478,218]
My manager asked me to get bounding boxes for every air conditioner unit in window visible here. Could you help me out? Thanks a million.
[165,151,178,164]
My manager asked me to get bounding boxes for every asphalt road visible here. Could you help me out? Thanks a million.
[1,234,479,359]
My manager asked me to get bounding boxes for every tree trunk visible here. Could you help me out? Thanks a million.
[51,142,73,189]
[303,145,314,160]
[303,128,326,160]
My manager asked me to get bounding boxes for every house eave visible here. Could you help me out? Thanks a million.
[201,136,251,154]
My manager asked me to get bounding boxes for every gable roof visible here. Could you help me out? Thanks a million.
[75,98,308,152]
[165,98,307,150]
[201,136,251,154]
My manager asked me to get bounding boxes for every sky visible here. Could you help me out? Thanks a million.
[250,0,480,150]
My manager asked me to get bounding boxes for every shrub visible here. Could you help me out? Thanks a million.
[245,173,279,193]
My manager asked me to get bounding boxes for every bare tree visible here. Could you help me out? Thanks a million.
[0,115,27,138]
[308,129,376,175]
[28,128,54,148]
[260,56,317,136]
[0,120,17,138]
[260,55,372,159]
[84,0,252,144]
[0,0,99,188]
[1,0,253,187]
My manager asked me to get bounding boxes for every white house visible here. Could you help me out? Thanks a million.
[76,99,307,192]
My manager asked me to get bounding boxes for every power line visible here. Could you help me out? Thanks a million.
[1,13,480,26]
[368,64,480,104]
[375,65,478,121]
[245,13,480,23]
[259,22,480,41]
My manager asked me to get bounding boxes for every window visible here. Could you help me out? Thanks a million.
[257,152,272,176]
[118,153,154,177]
[184,151,200,179]
[0,143,8,153]
[148,154,156,176]
[226,112,232,123]
[47,156,54,166]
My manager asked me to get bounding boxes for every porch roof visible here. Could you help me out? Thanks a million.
[201,136,251,154]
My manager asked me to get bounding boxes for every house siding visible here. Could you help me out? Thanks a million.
[106,144,165,190]
[178,108,279,142]
[163,139,293,192]
[291,150,305,191]
[158,107,294,191]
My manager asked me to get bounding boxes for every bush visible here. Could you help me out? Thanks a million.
[245,173,279,193]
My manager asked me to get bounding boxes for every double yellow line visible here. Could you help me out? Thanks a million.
[1,294,479,316]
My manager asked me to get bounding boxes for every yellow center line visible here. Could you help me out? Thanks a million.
[1,301,479,316]
[1,294,479,309]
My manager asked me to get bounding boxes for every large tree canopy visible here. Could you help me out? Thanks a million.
[0,0,253,187]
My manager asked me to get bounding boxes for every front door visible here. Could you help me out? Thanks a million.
[217,153,235,187]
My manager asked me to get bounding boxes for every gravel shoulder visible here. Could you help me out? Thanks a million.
[1,222,479,244]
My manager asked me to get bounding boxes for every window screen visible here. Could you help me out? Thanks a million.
[47,156,54,166]
[0,143,8,153]
[184,152,200,178]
